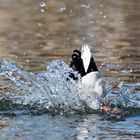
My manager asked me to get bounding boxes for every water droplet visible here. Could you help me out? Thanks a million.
[41,9,44,12]
[39,2,47,13]
[23,53,27,56]
[58,6,66,13]
[88,32,95,38]
[120,20,123,24]
[40,2,46,8]
[99,4,103,7]
[26,59,30,63]
[80,3,91,9]
[38,23,42,26]
[130,69,133,73]
[69,10,73,13]
[60,112,63,115]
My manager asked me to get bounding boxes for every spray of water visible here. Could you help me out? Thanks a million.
[0,60,140,114]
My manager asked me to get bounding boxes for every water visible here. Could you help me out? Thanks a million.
[0,114,140,140]
[0,0,140,139]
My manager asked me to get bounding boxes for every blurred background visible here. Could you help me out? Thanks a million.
[0,0,139,88]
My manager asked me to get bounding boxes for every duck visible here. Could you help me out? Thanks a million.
[70,44,104,110]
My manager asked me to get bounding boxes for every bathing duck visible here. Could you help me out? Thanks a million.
[70,44,104,110]
[70,45,124,113]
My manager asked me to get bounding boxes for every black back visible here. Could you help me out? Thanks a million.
[87,57,98,74]
[70,49,98,77]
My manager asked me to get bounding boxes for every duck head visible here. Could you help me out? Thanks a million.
[70,44,98,76]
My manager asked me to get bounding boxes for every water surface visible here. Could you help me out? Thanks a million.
[0,0,140,139]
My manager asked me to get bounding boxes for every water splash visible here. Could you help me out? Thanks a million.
[0,60,91,113]
[115,82,140,108]
[0,60,140,114]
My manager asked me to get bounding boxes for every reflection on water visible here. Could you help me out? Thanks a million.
[0,0,140,139]
[0,114,140,140]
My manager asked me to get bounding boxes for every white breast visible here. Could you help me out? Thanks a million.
[82,72,103,97]
[75,44,104,110]
[77,72,104,110]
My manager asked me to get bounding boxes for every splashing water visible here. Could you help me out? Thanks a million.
[0,60,94,113]
[115,82,140,108]
[0,60,140,114]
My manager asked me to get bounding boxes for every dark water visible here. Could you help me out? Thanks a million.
[0,113,140,140]
[0,0,140,139]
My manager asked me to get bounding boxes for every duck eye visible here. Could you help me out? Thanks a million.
[72,55,77,59]
[72,54,80,60]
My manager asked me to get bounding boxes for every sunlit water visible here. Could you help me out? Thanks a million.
[0,0,140,139]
